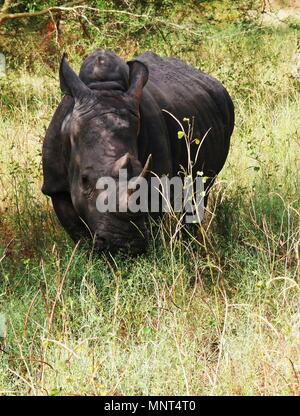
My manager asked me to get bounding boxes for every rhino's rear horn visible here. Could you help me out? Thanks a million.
[128,154,152,195]
[60,53,90,98]
[127,60,149,104]
[137,154,152,180]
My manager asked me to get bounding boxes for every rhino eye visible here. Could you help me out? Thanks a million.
[81,174,89,186]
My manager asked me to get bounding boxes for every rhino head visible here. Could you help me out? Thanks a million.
[59,54,151,254]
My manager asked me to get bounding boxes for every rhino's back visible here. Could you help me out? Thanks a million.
[137,51,234,176]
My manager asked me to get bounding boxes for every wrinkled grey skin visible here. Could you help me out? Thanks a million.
[42,49,234,254]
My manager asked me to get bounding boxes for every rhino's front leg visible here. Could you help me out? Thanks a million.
[51,192,90,242]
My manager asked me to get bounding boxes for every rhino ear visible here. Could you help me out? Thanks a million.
[127,60,149,104]
[59,53,90,98]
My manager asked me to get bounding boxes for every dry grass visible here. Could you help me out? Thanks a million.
[0,12,299,395]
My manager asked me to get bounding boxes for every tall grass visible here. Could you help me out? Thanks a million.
[0,13,299,395]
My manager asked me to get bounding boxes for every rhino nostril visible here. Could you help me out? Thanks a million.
[95,235,108,249]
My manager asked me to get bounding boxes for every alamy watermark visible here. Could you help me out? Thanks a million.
[95,170,205,223]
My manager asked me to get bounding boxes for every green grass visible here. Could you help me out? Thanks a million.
[0,5,300,395]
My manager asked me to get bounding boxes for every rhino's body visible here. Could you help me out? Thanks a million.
[42,50,234,253]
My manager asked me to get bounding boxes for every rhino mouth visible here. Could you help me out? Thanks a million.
[94,234,148,255]
[92,217,149,255]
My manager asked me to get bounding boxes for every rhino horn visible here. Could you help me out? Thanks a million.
[111,153,133,177]
[128,154,152,195]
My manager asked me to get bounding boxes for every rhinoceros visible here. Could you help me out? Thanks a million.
[42,49,234,254]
